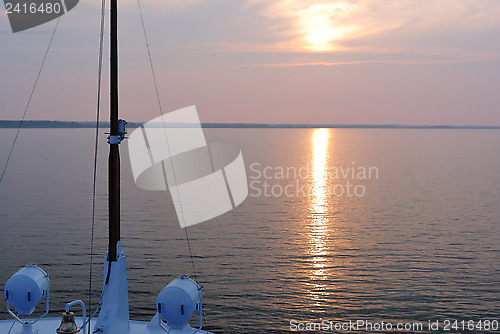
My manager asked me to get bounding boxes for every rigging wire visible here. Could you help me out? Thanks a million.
[136,0,207,328]
[0,18,61,185]
[88,0,107,332]
[7,319,15,334]
[136,0,200,282]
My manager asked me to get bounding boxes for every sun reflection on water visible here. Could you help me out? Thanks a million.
[307,128,333,310]
[309,128,330,253]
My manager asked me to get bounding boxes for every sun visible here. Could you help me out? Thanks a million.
[296,2,352,52]
[307,26,339,51]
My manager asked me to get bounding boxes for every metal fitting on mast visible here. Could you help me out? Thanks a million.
[107,119,127,144]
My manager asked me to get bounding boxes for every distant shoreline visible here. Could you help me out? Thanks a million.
[0,120,499,129]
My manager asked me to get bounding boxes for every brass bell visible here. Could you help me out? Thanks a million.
[56,311,81,334]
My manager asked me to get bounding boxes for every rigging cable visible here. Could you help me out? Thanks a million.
[136,0,207,328]
[6,319,15,334]
[0,18,61,185]
[136,0,200,283]
[88,0,107,332]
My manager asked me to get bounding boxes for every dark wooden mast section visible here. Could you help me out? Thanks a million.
[109,0,120,262]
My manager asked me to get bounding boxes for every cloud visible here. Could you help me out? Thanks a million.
[83,0,207,12]
[77,0,500,61]
[245,0,500,55]
[238,56,496,69]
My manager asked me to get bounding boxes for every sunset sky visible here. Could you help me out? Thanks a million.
[1,0,499,125]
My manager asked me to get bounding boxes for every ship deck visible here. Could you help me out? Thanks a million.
[0,317,211,334]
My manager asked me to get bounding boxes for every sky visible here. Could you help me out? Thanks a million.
[1,0,499,125]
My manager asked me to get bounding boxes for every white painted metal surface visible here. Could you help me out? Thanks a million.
[0,317,212,334]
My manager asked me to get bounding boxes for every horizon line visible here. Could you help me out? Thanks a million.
[0,120,499,129]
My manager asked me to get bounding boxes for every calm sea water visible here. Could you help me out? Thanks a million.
[0,128,499,333]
